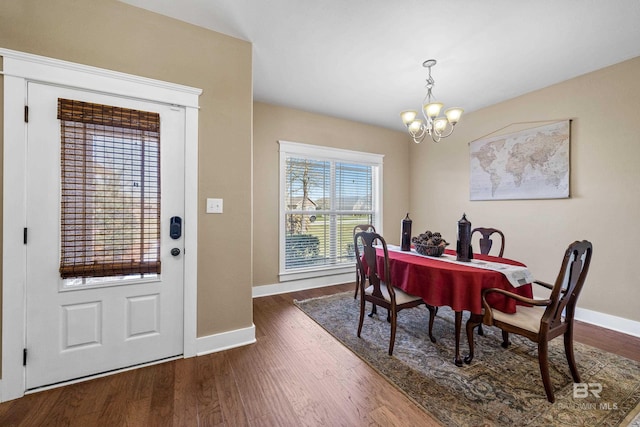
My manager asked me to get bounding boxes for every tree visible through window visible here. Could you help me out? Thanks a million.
[280,141,382,275]
[58,98,161,279]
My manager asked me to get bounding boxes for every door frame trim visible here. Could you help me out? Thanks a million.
[1,48,202,402]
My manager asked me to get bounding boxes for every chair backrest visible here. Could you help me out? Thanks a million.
[472,227,505,257]
[543,240,593,330]
[353,230,395,302]
[353,224,376,235]
[353,224,376,270]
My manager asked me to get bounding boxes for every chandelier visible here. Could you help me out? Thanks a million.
[400,59,464,143]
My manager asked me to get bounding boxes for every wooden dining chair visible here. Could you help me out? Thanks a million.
[478,240,593,402]
[353,224,376,299]
[471,227,505,257]
[354,230,435,355]
[471,226,505,336]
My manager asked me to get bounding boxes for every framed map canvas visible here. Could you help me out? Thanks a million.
[469,121,570,200]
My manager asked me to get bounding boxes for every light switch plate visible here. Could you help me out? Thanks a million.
[206,198,223,214]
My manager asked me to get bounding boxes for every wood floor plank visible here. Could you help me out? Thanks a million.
[574,320,640,362]
[0,387,63,426]
[94,369,133,426]
[147,361,175,427]
[123,397,152,427]
[0,282,638,426]
[225,335,301,424]
[172,357,199,427]
[211,352,250,427]
[195,352,225,426]
[255,333,359,425]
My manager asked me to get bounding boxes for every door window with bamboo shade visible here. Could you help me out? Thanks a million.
[58,98,161,285]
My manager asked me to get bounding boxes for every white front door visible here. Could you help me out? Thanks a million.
[25,82,185,390]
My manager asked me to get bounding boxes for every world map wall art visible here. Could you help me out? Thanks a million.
[469,120,570,201]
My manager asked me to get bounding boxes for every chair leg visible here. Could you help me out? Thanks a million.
[500,331,511,348]
[388,308,397,356]
[564,328,581,383]
[478,324,484,336]
[538,340,555,403]
[426,304,437,343]
[501,330,511,348]
[368,303,377,317]
[357,294,366,338]
[354,272,359,299]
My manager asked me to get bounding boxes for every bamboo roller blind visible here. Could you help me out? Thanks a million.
[58,98,161,279]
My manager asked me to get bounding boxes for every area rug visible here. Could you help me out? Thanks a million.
[294,292,640,427]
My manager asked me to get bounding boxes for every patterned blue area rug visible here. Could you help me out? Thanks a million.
[294,292,640,427]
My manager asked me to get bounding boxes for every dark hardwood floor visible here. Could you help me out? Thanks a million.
[0,283,638,426]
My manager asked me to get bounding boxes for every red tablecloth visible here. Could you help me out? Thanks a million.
[370,248,533,315]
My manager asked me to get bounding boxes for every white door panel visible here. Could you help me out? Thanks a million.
[25,83,185,389]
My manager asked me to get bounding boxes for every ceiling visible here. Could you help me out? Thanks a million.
[121,0,640,132]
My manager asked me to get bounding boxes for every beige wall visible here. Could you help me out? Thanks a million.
[253,102,410,286]
[0,0,254,350]
[409,56,640,322]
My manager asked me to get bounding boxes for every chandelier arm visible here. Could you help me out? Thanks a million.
[407,123,427,140]
[407,125,427,143]
[434,124,455,139]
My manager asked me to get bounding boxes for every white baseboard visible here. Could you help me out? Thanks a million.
[575,307,640,338]
[252,273,352,298]
[196,324,257,356]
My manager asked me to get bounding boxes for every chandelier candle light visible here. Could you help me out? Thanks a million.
[400,59,464,143]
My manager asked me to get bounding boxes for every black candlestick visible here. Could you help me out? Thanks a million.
[401,213,412,251]
[457,213,472,262]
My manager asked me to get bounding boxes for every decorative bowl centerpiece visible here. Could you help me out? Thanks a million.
[412,230,449,257]
[414,242,448,257]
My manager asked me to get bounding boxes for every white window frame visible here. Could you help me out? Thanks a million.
[278,141,383,281]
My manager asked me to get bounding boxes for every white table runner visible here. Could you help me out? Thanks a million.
[385,244,533,288]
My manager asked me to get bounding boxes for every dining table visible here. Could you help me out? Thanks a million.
[371,245,533,366]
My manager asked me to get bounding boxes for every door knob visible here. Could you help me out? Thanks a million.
[171,248,181,257]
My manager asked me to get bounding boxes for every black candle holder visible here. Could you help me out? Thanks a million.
[456,213,472,262]
[401,213,412,251]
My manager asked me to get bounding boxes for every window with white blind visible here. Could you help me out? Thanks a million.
[279,141,383,280]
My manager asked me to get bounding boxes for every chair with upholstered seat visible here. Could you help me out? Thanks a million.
[471,227,506,336]
[472,227,505,257]
[354,230,432,355]
[353,224,376,299]
[478,240,593,402]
